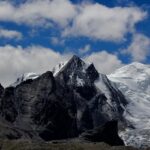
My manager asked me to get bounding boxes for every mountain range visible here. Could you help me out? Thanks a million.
[0,55,150,148]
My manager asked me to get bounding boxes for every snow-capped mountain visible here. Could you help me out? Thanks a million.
[0,55,127,145]
[3,56,150,148]
[53,55,127,122]
[108,62,150,148]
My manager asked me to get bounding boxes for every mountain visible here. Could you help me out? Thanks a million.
[0,55,126,146]
[108,62,150,148]
[54,55,127,127]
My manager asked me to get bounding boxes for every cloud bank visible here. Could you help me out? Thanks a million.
[0,28,22,40]
[0,45,122,87]
[85,51,123,74]
[63,3,146,42]
[123,33,150,62]
[0,0,76,27]
[0,45,71,87]
[0,0,148,86]
[0,0,147,42]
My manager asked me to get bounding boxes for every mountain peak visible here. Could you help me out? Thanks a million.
[67,55,85,66]
[129,62,149,68]
[70,55,81,61]
[54,55,99,88]
[131,61,143,65]
[110,62,150,78]
[52,55,85,77]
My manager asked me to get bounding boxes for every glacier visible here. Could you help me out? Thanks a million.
[108,62,150,148]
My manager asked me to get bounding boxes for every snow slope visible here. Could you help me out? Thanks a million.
[108,62,150,148]
[11,73,39,87]
[52,61,68,76]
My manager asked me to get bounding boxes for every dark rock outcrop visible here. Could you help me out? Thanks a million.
[0,84,4,98]
[80,120,124,146]
[55,55,127,129]
[0,71,78,140]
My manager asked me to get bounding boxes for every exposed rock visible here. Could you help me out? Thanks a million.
[0,84,4,98]
[0,71,78,141]
[55,55,127,129]
[80,120,124,146]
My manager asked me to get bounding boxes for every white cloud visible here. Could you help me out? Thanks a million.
[0,44,123,87]
[0,28,22,40]
[0,45,71,87]
[122,33,150,62]
[51,37,59,45]
[0,0,76,27]
[85,51,123,74]
[63,3,146,42]
[79,44,91,54]
[50,37,65,45]
[0,0,147,41]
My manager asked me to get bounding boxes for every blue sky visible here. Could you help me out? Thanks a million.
[0,0,150,86]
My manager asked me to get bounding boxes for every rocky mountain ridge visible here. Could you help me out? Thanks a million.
[0,56,149,148]
[0,55,127,146]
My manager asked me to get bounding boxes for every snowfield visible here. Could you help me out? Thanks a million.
[11,72,39,87]
[108,62,150,148]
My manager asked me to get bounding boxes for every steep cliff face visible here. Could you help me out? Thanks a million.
[0,84,4,97]
[0,55,126,145]
[0,71,78,141]
[54,55,127,130]
[80,120,124,146]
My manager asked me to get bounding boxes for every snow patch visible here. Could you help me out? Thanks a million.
[76,76,84,86]
[52,61,68,76]
[11,73,39,87]
[95,74,111,104]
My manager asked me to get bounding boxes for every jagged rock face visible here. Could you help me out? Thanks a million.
[55,56,127,129]
[92,74,127,125]
[55,55,99,100]
[0,84,4,98]
[80,120,124,146]
[0,84,4,112]
[0,55,127,145]
[55,55,99,83]
[0,72,78,140]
